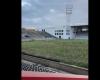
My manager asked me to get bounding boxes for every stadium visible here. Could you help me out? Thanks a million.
[21,0,88,79]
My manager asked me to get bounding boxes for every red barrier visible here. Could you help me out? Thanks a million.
[22,71,88,80]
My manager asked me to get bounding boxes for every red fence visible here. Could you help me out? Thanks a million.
[22,71,88,80]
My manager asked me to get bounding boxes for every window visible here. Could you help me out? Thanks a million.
[59,33,61,35]
[42,29,45,32]
[58,30,60,32]
[59,30,63,32]
[55,33,64,35]
[66,30,70,32]
[56,30,63,32]
[66,33,70,35]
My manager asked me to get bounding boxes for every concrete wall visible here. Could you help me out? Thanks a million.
[37,26,88,40]
[39,26,72,39]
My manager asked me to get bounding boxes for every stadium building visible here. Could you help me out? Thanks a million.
[38,25,88,39]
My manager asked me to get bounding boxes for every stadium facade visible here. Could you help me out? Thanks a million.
[38,25,88,39]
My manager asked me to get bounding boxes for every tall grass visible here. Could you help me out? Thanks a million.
[22,40,88,68]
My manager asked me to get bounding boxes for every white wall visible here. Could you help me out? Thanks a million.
[39,26,74,39]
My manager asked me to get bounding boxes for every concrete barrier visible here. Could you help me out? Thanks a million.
[22,53,88,75]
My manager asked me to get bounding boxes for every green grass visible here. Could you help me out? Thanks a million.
[22,39,88,68]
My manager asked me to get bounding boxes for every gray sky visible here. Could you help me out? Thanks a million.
[22,0,88,28]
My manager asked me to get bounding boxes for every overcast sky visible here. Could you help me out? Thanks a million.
[22,0,88,29]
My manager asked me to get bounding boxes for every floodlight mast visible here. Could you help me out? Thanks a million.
[66,4,73,30]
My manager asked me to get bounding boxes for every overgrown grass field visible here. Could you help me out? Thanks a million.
[22,40,88,68]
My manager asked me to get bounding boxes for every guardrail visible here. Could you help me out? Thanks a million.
[22,71,88,80]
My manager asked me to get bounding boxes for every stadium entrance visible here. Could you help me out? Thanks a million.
[59,36,61,39]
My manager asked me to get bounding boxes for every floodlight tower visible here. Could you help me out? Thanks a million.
[66,3,73,39]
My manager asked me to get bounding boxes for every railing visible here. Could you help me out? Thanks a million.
[22,71,88,80]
